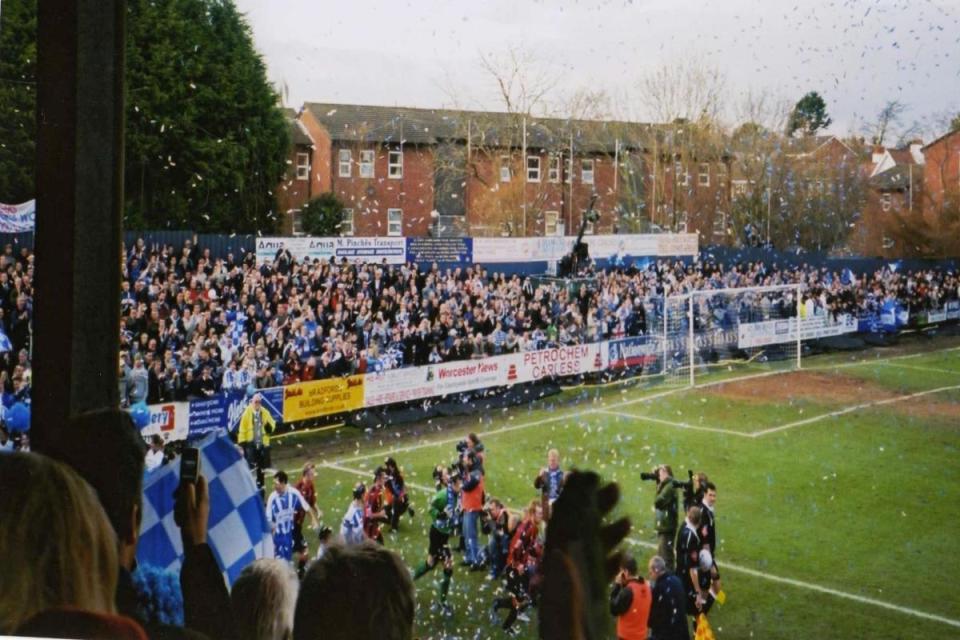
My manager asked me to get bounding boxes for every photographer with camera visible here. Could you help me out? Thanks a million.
[460,451,485,570]
[641,465,678,571]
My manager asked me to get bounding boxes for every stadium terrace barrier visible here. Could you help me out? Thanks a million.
[138,302,960,442]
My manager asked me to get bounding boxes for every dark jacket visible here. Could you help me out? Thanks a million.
[654,479,678,534]
[648,572,690,640]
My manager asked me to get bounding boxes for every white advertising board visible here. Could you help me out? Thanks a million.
[738,313,857,348]
[256,237,406,265]
[140,401,190,442]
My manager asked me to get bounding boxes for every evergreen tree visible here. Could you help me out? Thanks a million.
[300,193,346,236]
[0,0,289,232]
[0,0,37,204]
[786,92,832,138]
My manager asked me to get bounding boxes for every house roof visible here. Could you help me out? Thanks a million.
[921,127,960,151]
[284,109,314,147]
[301,102,656,153]
[888,148,918,165]
[869,165,917,192]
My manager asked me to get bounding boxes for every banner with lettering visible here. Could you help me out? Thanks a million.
[282,375,365,422]
[0,200,36,233]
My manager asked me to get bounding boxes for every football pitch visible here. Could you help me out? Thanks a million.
[271,337,960,640]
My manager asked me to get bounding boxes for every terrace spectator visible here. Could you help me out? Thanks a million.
[0,452,122,634]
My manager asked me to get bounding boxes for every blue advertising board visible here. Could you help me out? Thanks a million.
[405,237,473,264]
[607,336,659,369]
[188,387,283,438]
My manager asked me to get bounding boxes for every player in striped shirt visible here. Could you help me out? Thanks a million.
[266,470,317,562]
[340,483,367,545]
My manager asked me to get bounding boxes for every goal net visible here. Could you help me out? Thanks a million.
[665,284,804,386]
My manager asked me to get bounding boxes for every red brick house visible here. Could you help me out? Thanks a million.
[922,129,960,222]
[276,109,317,234]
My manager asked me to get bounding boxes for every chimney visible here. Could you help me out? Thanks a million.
[908,140,924,165]
[871,145,885,166]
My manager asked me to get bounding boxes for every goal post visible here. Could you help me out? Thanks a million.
[666,283,806,386]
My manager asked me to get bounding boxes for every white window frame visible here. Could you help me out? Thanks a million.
[387,208,403,236]
[732,180,749,198]
[676,211,689,233]
[296,152,310,181]
[291,209,303,235]
[548,155,561,183]
[338,149,352,178]
[544,210,559,235]
[712,211,726,237]
[565,158,573,184]
[499,156,511,182]
[527,156,541,182]
[359,149,375,179]
[341,208,354,236]
[698,162,710,187]
[675,162,688,186]
[581,159,595,185]
[388,149,403,179]
[880,193,892,212]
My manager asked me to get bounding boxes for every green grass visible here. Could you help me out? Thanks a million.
[271,340,960,639]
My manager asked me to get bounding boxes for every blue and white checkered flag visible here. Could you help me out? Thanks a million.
[137,431,272,585]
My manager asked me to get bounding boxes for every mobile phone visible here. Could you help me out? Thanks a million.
[180,447,200,484]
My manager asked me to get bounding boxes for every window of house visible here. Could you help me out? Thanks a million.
[732,180,748,198]
[527,156,541,182]
[338,149,352,177]
[387,208,402,236]
[359,149,375,178]
[548,155,561,182]
[717,164,727,189]
[880,193,892,212]
[565,157,573,183]
[296,152,310,180]
[388,150,403,179]
[291,209,303,235]
[499,156,511,182]
[544,210,559,235]
[341,208,354,236]
[698,162,710,187]
[677,211,689,233]
[675,161,688,186]
[712,211,726,237]
[581,159,595,185]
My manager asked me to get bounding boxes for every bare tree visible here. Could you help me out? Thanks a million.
[865,100,907,146]
[638,57,727,124]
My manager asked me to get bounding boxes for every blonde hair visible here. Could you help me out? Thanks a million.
[231,559,299,640]
[0,452,118,633]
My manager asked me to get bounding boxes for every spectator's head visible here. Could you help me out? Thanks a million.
[648,555,667,579]
[0,452,119,632]
[547,448,560,469]
[620,553,640,579]
[149,434,164,452]
[703,482,717,508]
[231,559,299,640]
[274,470,288,494]
[53,409,146,571]
[294,542,414,640]
[686,504,702,527]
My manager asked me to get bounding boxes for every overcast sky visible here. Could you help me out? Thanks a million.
[234,0,960,138]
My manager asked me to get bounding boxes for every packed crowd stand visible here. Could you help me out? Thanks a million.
[109,237,958,408]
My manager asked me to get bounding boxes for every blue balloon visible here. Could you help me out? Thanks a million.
[130,402,151,430]
[6,402,30,433]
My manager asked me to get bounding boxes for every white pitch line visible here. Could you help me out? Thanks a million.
[750,384,960,438]
[321,346,960,466]
[316,461,960,630]
[596,409,754,438]
[882,362,960,376]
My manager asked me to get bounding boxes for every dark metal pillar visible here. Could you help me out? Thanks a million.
[33,0,125,452]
